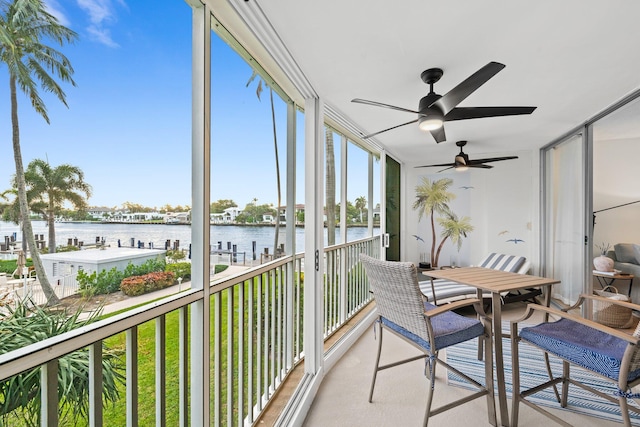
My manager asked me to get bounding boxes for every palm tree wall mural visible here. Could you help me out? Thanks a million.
[413,176,473,267]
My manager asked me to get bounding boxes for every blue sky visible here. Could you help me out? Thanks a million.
[0,1,375,211]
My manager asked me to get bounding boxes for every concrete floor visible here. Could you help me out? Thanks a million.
[303,301,631,427]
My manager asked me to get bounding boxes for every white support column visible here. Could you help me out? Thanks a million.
[286,103,297,255]
[339,134,348,322]
[368,152,374,236]
[189,2,211,426]
[340,135,348,243]
[304,97,324,374]
[379,150,387,259]
[285,102,297,370]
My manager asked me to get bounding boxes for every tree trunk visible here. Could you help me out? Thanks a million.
[270,89,282,257]
[430,212,437,267]
[434,236,449,268]
[10,76,59,305]
[326,129,336,246]
[48,207,56,253]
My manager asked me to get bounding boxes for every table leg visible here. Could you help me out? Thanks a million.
[492,292,509,427]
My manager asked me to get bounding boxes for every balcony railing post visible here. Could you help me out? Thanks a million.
[89,341,103,427]
[179,307,188,427]
[41,360,58,427]
[156,315,166,426]
[126,326,138,427]
[339,245,348,323]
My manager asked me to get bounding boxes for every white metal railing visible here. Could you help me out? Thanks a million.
[323,237,379,338]
[0,273,79,309]
[0,236,379,426]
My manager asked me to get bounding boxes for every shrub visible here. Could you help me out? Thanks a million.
[214,264,228,274]
[78,257,166,297]
[56,245,81,253]
[165,262,191,280]
[120,271,176,296]
[166,249,186,262]
[0,300,124,426]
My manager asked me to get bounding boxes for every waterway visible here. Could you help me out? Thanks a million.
[0,221,379,258]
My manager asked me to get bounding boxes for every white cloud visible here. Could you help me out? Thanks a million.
[76,0,126,48]
[77,0,113,24]
[45,0,71,26]
[87,26,119,48]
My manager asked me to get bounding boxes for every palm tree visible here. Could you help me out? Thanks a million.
[246,71,282,256]
[20,159,92,254]
[0,0,78,305]
[355,196,366,223]
[412,177,455,267]
[325,128,336,245]
[434,211,474,267]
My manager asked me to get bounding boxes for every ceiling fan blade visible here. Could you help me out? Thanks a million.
[362,119,418,139]
[438,166,455,173]
[430,126,446,143]
[467,164,493,169]
[466,155,518,165]
[351,98,419,115]
[415,162,456,168]
[432,62,505,115]
[445,106,536,121]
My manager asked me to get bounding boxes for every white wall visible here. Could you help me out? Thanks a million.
[593,136,640,248]
[404,149,539,272]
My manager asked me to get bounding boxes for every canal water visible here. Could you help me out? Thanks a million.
[0,221,379,258]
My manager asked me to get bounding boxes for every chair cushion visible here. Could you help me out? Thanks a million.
[381,301,484,351]
[520,317,640,382]
[479,253,526,273]
[419,279,482,303]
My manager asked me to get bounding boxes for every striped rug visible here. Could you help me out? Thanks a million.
[446,324,640,425]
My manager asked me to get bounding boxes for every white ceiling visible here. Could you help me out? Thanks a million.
[256,0,640,165]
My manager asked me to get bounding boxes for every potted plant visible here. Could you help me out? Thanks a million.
[594,242,615,272]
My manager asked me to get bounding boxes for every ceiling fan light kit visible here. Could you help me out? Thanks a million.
[418,114,443,131]
[352,61,536,143]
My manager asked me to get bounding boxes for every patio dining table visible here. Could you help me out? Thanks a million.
[422,267,560,427]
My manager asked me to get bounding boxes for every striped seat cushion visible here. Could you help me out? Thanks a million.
[520,317,640,382]
[419,279,487,303]
[381,301,485,351]
[479,253,526,273]
[419,253,527,303]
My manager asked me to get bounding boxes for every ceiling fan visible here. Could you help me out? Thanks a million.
[416,140,518,172]
[352,61,536,143]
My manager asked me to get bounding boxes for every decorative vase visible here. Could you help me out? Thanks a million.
[593,255,614,272]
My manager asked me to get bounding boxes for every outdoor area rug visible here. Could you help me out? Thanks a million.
[446,322,640,425]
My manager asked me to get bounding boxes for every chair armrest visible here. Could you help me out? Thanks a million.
[512,300,639,345]
[424,298,487,318]
[568,293,640,312]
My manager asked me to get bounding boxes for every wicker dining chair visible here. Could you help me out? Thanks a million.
[360,254,497,427]
[511,294,640,427]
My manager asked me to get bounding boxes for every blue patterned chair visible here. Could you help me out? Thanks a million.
[360,254,497,426]
[510,294,640,427]
[419,253,534,305]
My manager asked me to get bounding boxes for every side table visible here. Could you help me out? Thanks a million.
[593,271,635,298]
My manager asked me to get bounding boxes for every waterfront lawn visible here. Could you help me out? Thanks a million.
[104,276,284,425]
